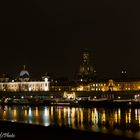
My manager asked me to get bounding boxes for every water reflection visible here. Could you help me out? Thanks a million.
[43,107,50,126]
[0,106,140,139]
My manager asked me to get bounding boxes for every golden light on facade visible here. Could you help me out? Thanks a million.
[2,75,140,92]
[77,86,84,91]
[0,80,50,92]
[63,92,76,99]
[101,87,106,92]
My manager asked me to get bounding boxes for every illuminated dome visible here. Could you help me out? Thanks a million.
[19,65,30,77]
[20,70,30,77]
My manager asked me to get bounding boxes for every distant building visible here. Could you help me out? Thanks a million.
[50,77,74,91]
[0,66,50,92]
[76,48,96,82]
[0,74,9,82]
[0,53,140,93]
[121,69,127,79]
[71,78,140,92]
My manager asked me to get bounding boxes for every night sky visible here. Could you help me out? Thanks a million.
[0,0,140,79]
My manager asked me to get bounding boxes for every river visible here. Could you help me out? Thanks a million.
[0,105,140,139]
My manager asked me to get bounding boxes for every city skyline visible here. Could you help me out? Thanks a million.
[1,1,140,139]
[0,0,140,79]
[0,48,139,81]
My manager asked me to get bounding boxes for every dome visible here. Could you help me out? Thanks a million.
[20,70,30,77]
[19,65,30,77]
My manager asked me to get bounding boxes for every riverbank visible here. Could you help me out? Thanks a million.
[1,99,140,108]
[0,120,137,140]
[1,90,140,108]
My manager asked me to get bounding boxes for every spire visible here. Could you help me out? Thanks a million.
[23,65,26,70]
[82,48,90,65]
[84,47,88,52]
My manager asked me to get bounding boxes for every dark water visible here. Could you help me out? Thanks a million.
[0,106,140,139]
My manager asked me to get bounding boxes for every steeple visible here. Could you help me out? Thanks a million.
[82,48,90,65]
[23,65,26,70]
[76,48,96,82]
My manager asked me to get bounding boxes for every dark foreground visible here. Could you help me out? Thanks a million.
[0,121,138,140]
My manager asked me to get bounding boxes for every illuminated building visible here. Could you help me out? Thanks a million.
[73,78,140,92]
[0,66,50,92]
[1,54,140,94]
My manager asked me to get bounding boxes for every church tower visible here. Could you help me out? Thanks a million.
[77,48,96,82]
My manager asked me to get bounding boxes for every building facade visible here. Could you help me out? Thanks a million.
[0,67,50,92]
[73,79,140,92]
[0,52,140,93]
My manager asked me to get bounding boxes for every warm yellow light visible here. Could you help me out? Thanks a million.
[102,111,106,123]
[3,110,6,120]
[29,87,32,91]
[77,86,84,91]
[35,107,39,117]
[63,92,76,99]
[101,88,106,92]
[71,108,76,128]
[13,109,17,121]
[24,110,27,117]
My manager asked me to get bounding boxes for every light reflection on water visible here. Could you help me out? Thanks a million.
[0,106,140,139]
